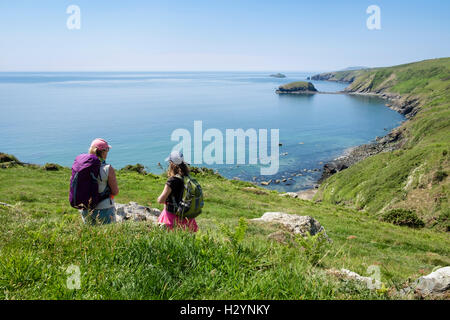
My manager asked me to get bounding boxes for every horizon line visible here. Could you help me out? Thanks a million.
[0,69,331,73]
[2,57,448,74]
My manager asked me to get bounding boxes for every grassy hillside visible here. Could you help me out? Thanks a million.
[315,58,450,231]
[0,164,449,299]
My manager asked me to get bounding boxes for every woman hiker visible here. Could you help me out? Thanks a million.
[80,138,119,225]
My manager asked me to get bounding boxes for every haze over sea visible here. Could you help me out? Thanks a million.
[0,72,404,192]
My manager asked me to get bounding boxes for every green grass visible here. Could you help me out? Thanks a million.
[1,165,449,299]
[316,58,450,230]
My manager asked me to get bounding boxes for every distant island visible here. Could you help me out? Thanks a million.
[270,73,286,78]
[276,81,318,94]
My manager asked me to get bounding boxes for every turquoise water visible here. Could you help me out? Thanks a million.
[0,72,405,191]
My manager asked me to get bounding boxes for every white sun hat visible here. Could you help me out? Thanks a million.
[166,150,184,165]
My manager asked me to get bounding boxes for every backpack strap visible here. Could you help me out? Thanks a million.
[169,174,186,214]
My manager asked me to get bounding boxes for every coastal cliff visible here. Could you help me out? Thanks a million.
[313,58,450,230]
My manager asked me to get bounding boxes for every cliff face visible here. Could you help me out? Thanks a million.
[313,58,450,230]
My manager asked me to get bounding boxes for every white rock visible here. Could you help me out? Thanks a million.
[279,192,299,198]
[252,212,328,239]
[414,266,450,295]
[338,269,382,290]
[114,202,160,223]
[0,201,13,207]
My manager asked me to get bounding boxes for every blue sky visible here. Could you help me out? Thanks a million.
[0,0,449,71]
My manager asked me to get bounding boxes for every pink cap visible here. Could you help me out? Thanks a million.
[90,138,112,151]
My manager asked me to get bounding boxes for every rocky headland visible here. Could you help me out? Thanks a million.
[276,81,318,94]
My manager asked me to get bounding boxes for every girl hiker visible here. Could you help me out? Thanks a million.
[157,151,199,232]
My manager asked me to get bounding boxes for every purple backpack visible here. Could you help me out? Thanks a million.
[69,154,110,210]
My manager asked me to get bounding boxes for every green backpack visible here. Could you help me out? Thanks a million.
[171,174,204,219]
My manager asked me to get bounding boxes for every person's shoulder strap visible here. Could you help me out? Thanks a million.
[98,163,110,182]
[173,174,185,183]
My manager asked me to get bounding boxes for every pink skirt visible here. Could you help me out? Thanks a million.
[157,208,198,232]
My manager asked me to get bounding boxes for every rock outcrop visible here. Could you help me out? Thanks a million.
[413,267,450,296]
[114,202,160,223]
[0,201,13,208]
[251,212,328,239]
[327,268,382,290]
[296,189,318,200]
[279,192,299,199]
[0,152,22,168]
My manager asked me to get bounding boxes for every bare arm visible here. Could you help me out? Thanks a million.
[157,184,172,204]
[108,166,119,196]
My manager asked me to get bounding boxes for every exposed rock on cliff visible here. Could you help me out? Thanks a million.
[115,202,160,223]
[251,212,329,240]
[413,267,450,297]
[0,153,22,168]
[327,268,382,290]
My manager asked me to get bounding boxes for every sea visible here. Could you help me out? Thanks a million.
[0,72,405,192]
